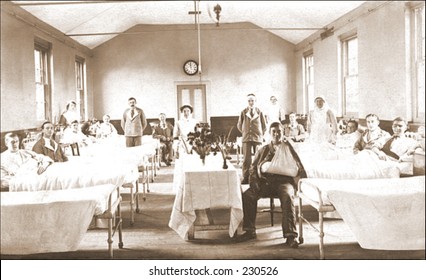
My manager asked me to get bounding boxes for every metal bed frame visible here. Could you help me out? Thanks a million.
[297,178,336,260]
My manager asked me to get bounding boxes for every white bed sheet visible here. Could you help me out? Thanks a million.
[8,159,128,192]
[292,143,404,179]
[1,184,117,255]
[299,176,425,250]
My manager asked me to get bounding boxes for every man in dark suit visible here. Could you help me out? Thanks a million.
[153,113,174,166]
[121,97,147,147]
[32,121,67,162]
[237,93,267,184]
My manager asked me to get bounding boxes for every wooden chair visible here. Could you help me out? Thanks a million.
[70,143,80,156]
[259,195,281,226]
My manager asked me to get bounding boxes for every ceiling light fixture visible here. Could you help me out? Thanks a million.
[213,4,221,27]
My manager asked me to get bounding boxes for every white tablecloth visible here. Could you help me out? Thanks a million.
[1,184,117,255]
[300,176,425,250]
[169,154,243,239]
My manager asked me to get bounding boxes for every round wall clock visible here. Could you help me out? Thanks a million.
[183,60,198,75]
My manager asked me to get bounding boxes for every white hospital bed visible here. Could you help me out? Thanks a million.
[297,176,425,259]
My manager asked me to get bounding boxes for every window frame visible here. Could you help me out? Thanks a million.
[340,34,359,118]
[411,3,425,123]
[302,50,314,114]
[75,56,86,121]
[34,39,52,122]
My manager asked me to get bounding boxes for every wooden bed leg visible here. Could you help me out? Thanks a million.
[319,212,325,260]
[298,197,304,244]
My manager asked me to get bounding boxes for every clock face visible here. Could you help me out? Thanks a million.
[183,60,198,75]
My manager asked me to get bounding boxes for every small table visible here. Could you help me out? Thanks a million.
[169,154,243,240]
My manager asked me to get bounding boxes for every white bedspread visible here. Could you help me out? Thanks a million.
[1,184,117,255]
[300,176,425,250]
[293,143,402,179]
[8,159,129,192]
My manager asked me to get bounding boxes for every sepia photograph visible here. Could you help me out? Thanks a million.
[1,0,425,278]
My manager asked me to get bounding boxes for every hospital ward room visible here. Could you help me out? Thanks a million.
[1,1,425,270]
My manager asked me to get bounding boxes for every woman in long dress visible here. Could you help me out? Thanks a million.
[306,95,337,144]
[172,104,198,193]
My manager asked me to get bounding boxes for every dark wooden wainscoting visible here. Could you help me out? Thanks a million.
[210,116,241,142]
[110,118,175,136]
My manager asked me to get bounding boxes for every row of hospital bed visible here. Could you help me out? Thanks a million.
[1,135,160,258]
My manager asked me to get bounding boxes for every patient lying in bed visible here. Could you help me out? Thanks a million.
[1,133,53,189]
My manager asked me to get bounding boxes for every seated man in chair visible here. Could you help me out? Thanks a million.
[237,122,305,248]
[153,113,174,166]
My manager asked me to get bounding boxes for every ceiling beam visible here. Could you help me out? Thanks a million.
[13,1,135,6]
[66,26,326,37]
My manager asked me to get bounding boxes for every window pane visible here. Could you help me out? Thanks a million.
[181,89,190,107]
[345,76,359,114]
[34,50,42,83]
[342,36,359,115]
[193,88,203,121]
[304,53,314,113]
[418,61,425,115]
[347,38,358,75]
[36,83,45,120]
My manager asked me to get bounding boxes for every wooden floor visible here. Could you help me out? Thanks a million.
[1,159,425,260]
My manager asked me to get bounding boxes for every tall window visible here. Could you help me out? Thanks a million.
[341,35,358,117]
[75,57,86,121]
[413,4,425,122]
[34,41,52,121]
[303,52,314,113]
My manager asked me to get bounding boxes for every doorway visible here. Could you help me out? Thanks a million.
[176,84,207,122]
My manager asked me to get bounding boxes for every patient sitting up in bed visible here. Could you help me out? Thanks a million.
[32,121,68,162]
[376,117,419,162]
[237,122,303,248]
[1,133,53,188]
[283,112,306,142]
[354,113,390,155]
[96,114,118,139]
[335,119,361,150]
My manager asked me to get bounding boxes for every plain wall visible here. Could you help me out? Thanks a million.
[0,6,94,132]
[92,22,296,121]
[295,1,414,121]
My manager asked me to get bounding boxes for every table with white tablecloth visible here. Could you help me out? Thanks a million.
[169,154,243,239]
